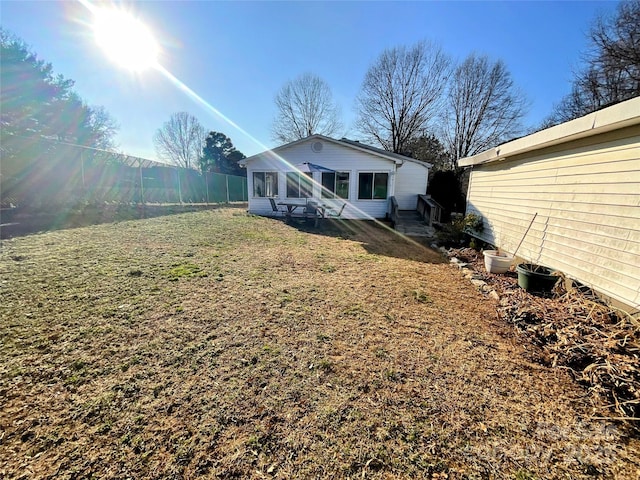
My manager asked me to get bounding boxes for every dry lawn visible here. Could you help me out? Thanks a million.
[1,208,638,479]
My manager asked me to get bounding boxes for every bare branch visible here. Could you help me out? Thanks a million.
[355,41,451,153]
[153,112,205,169]
[545,1,639,125]
[271,73,343,143]
[443,54,528,162]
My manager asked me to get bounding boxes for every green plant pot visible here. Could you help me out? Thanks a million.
[516,263,558,292]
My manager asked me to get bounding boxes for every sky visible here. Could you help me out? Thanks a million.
[1,0,620,161]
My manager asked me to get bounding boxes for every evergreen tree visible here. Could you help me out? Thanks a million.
[1,28,118,149]
[199,131,246,176]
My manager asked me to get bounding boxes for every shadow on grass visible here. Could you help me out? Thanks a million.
[0,203,247,239]
[280,216,446,264]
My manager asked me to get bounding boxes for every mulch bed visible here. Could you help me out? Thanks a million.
[449,247,640,430]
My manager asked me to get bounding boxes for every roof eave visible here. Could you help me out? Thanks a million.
[240,134,419,166]
[458,97,640,167]
[239,134,329,165]
[334,139,406,164]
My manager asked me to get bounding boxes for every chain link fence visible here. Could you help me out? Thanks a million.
[1,134,247,209]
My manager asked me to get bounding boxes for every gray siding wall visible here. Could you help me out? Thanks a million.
[466,126,640,310]
[245,139,397,219]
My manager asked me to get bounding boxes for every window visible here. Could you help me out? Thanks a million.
[286,172,313,198]
[321,172,350,199]
[253,172,278,197]
[358,172,388,200]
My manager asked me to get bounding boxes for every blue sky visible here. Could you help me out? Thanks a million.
[1,1,618,160]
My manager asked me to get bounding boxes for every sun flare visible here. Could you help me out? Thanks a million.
[93,7,159,71]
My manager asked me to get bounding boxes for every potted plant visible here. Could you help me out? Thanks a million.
[483,248,514,274]
[515,263,559,292]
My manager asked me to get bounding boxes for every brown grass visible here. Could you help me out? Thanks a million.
[1,209,638,479]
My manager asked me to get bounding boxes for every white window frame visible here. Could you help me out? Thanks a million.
[252,171,279,198]
[357,171,389,200]
[286,171,313,199]
[321,171,350,199]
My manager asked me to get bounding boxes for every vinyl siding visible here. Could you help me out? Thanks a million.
[466,125,640,310]
[245,139,397,219]
[394,161,429,210]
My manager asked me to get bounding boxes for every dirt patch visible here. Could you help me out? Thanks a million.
[1,211,638,479]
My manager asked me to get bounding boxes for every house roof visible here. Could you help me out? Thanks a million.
[238,134,431,168]
[458,96,640,167]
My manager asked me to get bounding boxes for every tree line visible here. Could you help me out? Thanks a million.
[152,112,246,177]
[3,2,637,182]
[544,0,639,126]
[1,28,118,152]
[1,28,247,179]
[271,1,639,170]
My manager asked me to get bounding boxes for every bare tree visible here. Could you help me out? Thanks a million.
[589,0,640,96]
[354,41,450,154]
[443,54,528,162]
[272,73,343,143]
[85,105,119,151]
[547,66,629,125]
[153,112,205,169]
[546,0,640,125]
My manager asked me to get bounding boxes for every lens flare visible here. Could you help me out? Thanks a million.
[92,7,159,71]
[80,1,431,250]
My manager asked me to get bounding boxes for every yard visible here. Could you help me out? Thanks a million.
[1,208,638,479]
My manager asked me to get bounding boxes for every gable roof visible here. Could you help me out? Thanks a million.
[335,137,424,165]
[459,96,640,167]
[238,134,431,168]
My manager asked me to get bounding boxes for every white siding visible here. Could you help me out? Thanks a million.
[466,126,640,310]
[245,138,398,219]
[395,161,429,209]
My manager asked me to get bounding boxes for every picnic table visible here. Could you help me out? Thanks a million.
[278,199,327,226]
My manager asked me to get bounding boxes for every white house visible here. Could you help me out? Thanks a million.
[238,135,431,220]
[459,97,640,312]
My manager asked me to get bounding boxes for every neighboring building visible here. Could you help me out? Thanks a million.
[459,97,640,311]
[238,135,431,220]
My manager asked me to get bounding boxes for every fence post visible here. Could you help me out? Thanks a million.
[226,175,230,203]
[177,167,183,204]
[81,150,85,189]
[205,171,210,204]
[139,159,145,205]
